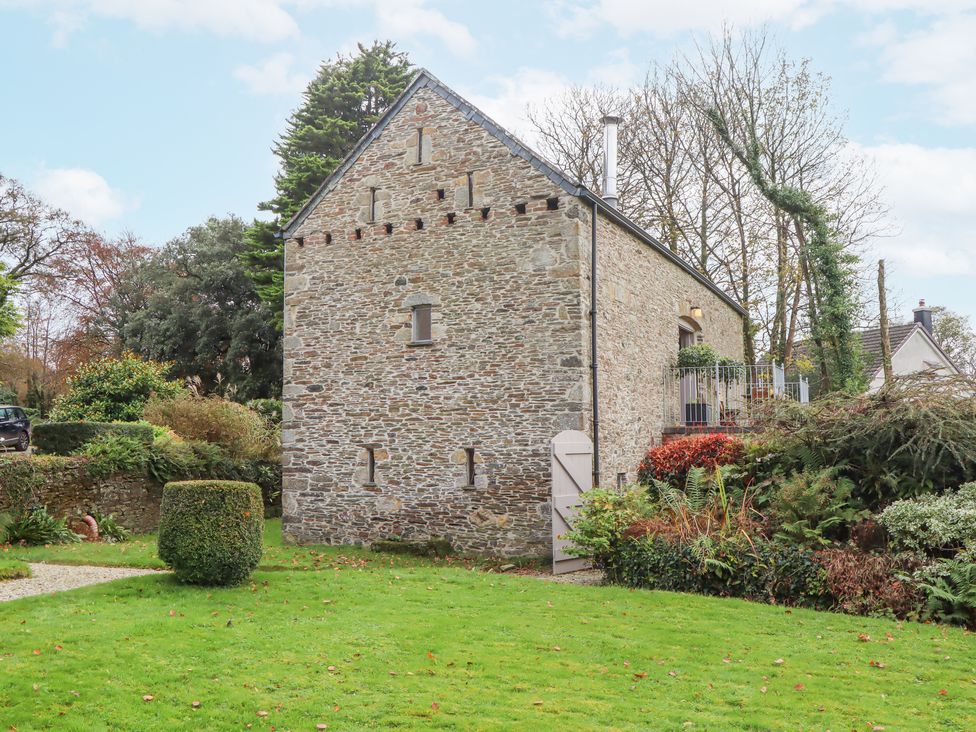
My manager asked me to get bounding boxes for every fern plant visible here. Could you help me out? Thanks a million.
[916,560,976,627]
[771,467,864,548]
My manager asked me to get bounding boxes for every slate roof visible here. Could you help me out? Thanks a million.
[281,68,746,316]
[857,323,919,376]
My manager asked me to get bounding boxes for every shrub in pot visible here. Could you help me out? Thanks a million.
[157,480,263,585]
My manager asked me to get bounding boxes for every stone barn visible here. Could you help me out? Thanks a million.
[280,69,745,556]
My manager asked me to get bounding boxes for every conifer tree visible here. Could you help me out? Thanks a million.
[243,42,413,326]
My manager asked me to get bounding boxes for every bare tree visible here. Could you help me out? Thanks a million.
[529,27,887,368]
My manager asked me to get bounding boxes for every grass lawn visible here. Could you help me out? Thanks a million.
[2,525,975,730]
[0,557,29,580]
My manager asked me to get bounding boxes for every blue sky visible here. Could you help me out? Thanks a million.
[2,0,974,322]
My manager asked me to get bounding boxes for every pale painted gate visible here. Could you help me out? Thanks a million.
[550,430,593,575]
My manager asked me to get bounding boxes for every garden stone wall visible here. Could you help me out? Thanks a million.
[0,456,162,533]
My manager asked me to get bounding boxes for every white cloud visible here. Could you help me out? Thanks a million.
[15,0,298,44]
[859,142,976,276]
[19,0,476,56]
[32,167,132,226]
[462,47,638,148]
[548,0,810,38]
[464,68,573,145]
[547,0,976,39]
[372,0,476,57]
[871,13,976,125]
[234,53,310,95]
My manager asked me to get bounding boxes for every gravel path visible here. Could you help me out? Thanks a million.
[0,563,161,603]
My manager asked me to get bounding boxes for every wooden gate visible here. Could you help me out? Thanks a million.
[550,430,593,575]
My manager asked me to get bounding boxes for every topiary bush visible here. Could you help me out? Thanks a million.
[32,422,154,456]
[51,353,183,423]
[157,480,263,586]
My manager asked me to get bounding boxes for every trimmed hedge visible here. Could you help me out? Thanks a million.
[619,537,830,609]
[32,422,154,456]
[157,480,263,586]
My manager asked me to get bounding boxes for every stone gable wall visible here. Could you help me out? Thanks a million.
[283,87,589,556]
[580,210,745,484]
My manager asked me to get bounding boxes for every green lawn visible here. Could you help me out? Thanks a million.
[2,526,975,730]
[0,557,29,580]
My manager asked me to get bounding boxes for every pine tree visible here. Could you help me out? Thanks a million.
[243,41,413,326]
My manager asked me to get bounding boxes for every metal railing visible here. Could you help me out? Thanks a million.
[663,363,810,429]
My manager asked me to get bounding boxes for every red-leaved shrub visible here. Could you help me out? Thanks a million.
[638,433,744,486]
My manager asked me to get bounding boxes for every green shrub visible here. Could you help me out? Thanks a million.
[878,483,976,555]
[90,512,132,543]
[0,558,30,581]
[76,434,151,478]
[770,467,865,548]
[675,344,719,369]
[563,485,655,580]
[912,560,976,627]
[246,398,282,426]
[755,373,976,507]
[157,480,263,585]
[144,393,278,461]
[3,506,81,545]
[32,422,154,456]
[51,354,183,423]
[618,537,829,608]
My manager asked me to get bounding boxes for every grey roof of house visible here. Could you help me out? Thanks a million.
[857,323,919,376]
[281,68,746,316]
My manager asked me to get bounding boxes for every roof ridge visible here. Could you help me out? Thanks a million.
[281,68,745,316]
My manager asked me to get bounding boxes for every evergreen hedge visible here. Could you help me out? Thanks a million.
[157,480,263,586]
[32,422,155,456]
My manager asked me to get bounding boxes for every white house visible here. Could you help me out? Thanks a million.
[859,300,960,392]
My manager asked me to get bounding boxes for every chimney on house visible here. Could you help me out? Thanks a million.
[913,298,933,334]
[601,113,622,209]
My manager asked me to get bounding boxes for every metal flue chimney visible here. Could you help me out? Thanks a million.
[601,113,622,208]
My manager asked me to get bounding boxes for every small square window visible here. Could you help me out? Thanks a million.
[446,212,456,225]
[384,223,394,235]
[515,202,527,215]
[436,188,445,200]
[412,304,432,344]
[415,218,424,230]
[546,197,559,210]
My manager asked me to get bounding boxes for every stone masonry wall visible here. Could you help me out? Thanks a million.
[283,87,589,556]
[578,210,745,484]
[0,455,162,533]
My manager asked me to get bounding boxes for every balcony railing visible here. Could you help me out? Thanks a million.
[663,363,810,429]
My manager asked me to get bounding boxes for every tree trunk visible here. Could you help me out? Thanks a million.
[878,259,893,385]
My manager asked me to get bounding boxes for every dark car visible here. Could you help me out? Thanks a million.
[0,406,31,451]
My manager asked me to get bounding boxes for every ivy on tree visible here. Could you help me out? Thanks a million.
[708,108,865,393]
[243,41,413,327]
